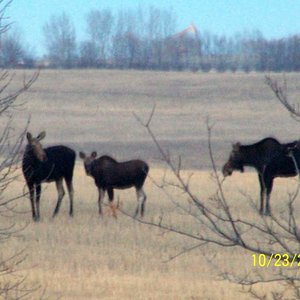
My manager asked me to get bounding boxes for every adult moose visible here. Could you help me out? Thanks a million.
[79,152,149,218]
[262,141,300,212]
[222,137,297,215]
[22,131,76,221]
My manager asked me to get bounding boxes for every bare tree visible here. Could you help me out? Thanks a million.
[0,29,24,67]
[111,9,142,69]
[0,71,40,300]
[0,1,41,298]
[147,6,176,69]
[265,75,300,121]
[111,6,178,70]
[79,40,99,68]
[86,9,114,66]
[43,12,77,68]
[118,94,300,300]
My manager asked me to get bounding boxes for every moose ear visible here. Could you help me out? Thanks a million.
[79,152,86,159]
[37,131,46,141]
[91,151,97,158]
[26,132,32,142]
[233,142,240,151]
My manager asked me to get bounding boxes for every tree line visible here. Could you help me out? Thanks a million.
[1,6,300,72]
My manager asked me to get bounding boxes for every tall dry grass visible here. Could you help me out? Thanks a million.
[3,164,300,299]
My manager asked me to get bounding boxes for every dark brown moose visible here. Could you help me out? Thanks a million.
[22,131,76,221]
[222,137,297,215]
[79,152,149,218]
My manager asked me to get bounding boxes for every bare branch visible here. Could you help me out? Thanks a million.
[265,75,300,121]
[123,102,300,299]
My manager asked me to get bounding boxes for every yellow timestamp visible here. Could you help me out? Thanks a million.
[252,253,300,268]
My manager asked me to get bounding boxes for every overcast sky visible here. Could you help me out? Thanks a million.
[7,0,300,57]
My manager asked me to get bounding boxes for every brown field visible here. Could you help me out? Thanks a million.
[2,70,300,299]
[10,70,300,169]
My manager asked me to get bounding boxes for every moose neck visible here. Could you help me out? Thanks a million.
[24,145,42,166]
[239,145,265,172]
[89,160,98,178]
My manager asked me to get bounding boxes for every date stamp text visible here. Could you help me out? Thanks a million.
[252,253,300,268]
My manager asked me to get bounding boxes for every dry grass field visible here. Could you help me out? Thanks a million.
[2,70,300,299]
[10,70,300,169]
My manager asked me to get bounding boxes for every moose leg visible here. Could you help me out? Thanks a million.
[107,188,117,218]
[28,183,37,221]
[258,174,265,215]
[135,188,146,217]
[265,178,274,216]
[140,188,147,217]
[53,178,65,217]
[65,180,74,217]
[35,183,41,221]
[98,188,105,216]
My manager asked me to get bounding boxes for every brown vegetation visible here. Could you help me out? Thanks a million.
[4,69,300,299]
